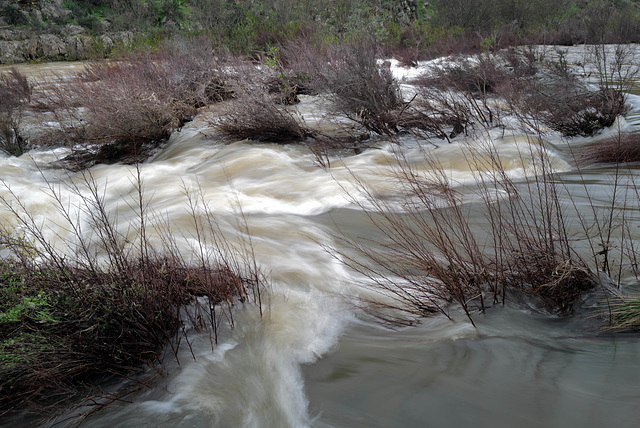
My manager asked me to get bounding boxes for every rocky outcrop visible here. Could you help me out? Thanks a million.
[0,0,69,25]
[0,31,134,63]
[39,0,70,21]
[0,1,134,63]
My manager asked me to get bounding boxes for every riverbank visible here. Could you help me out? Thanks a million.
[2,1,640,65]
[0,29,134,64]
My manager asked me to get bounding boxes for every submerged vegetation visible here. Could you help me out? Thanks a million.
[323,43,639,326]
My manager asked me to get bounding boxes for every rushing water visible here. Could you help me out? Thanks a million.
[2,47,640,427]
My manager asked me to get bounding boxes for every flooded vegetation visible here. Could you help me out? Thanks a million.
[2,2,640,427]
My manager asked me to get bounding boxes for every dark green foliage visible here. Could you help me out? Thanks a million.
[431,0,567,32]
[1,5,30,26]
[4,0,640,60]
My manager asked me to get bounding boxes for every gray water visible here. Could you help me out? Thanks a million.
[2,47,640,427]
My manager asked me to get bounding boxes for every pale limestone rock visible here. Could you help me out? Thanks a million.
[38,34,66,58]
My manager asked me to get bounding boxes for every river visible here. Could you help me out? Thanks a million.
[2,46,640,427]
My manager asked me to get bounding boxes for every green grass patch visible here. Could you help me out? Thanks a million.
[611,298,640,331]
[0,292,58,323]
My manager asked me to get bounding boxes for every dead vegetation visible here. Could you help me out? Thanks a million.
[0,68,32,156]
[515,82,628,138]
[327,39,404,135]
[218,93,309,143]
[13,39,633,171]
[579,132,640,164]
[332,138,610,327]
[0,168,264,420]
[321,46,640,326]
[501,46,634,138]
[32,38,236,168]
[2,39,639,336]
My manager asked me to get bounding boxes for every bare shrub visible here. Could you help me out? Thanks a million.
[579,132,640,164]
[407,47,632,142]
[81,61,189,141]
[327,39,404,135]
[218,92,309,143]
[278,32,335,95]
[36,38,233,166]
[334,139,604,326]
[528,85,627,137]
[409,56,508,140]
[149,36,238,106]
[500,47,633,138]
[0,69,32,156]
[420,56,510,96]
[0,168,264,417]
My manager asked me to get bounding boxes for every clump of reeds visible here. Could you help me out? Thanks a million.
[610,298,640,331]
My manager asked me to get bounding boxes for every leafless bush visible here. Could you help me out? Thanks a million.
[82,61,190,140]
[327,39,404,135]
[334,138,605,326]
[149,36,238,106]
[524,84,627,137]
[35,39,233,166]
[579,132,640,164]
[410,56,508,140]
[500,47,633,138]
[421,56,510,96]
[407,47,632,141]
[330,44,639,324]
[0,168,264,417]
[0,69,32,156]
[278,34,334,95]
[218,92,309,143]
